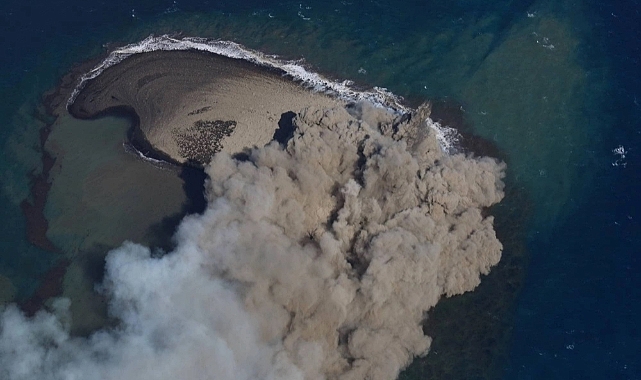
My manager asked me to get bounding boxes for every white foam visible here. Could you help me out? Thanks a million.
[67,35,407,111]
[68,34,459,153]
[122,141,173,169]
[426,118,460,154]
[612,145,627,167]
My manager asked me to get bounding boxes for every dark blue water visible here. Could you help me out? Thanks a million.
[1,0,639,378]
[505,1,641,378]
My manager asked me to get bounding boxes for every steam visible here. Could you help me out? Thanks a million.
[1,103,505,380]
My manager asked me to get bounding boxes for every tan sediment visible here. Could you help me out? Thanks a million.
[68,50,342,164]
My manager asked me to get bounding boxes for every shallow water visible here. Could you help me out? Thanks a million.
[44,114,187,253]
[0,0,638,378]
[42,114,193,333]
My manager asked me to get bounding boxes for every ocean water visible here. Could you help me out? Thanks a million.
[0,0,639,379]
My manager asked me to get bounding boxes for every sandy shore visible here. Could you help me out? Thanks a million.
[68,50,343,165]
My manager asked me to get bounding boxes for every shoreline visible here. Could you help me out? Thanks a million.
[429,98,506,161]
[64,40,507,166]
[65,35,409,113]
[67,48,345,166]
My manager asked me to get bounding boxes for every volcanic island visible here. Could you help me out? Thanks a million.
[67,49,346,165]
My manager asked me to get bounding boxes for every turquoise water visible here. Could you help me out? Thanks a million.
[1,0,638,378]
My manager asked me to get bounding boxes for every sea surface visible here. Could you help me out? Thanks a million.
[1,0,639,378]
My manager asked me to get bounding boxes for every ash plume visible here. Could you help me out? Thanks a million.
[1,103,505,380]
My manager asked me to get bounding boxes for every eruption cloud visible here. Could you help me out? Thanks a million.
[1,103,505,380]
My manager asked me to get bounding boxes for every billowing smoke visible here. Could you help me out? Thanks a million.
[0,103,505,380]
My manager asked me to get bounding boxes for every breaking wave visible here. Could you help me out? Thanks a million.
[66,34,460,153]
[67,34,407,112]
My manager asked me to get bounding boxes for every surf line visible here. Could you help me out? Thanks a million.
[67,34,460,153]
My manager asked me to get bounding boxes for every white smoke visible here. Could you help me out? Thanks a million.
[0,103,505,380]
[0,243,303,380]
